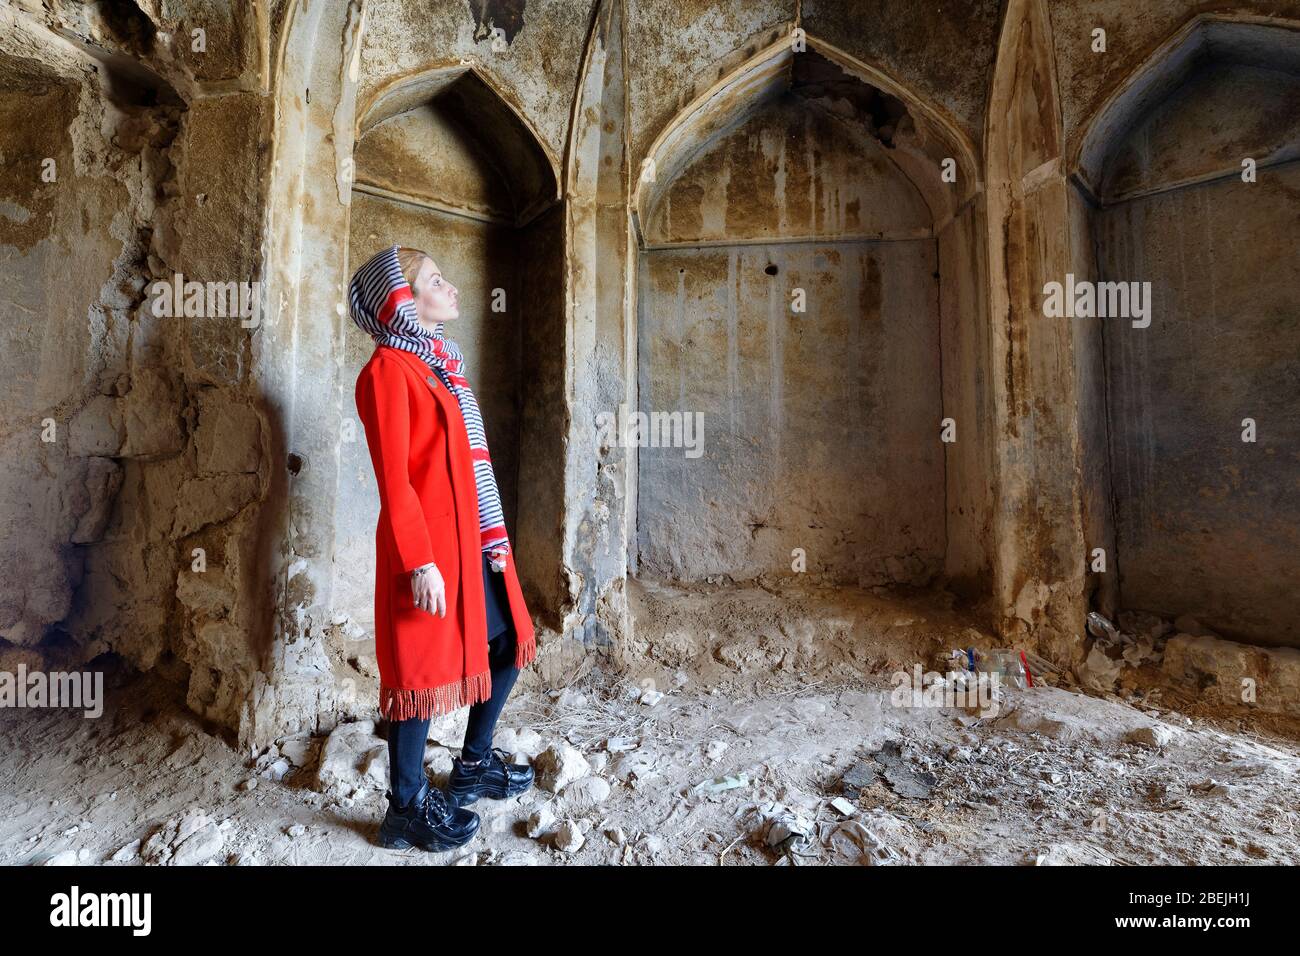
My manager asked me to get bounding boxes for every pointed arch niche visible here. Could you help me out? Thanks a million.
[335,66,566,623]
[629,37,992,600]
[1070,18,1300,648]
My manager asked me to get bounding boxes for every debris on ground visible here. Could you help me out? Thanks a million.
[871,741,938,800]
[693,772,749,796]
[3,586,1298,867]
[141,809,225,866]
[553,819,586,853]
[533,743,591,794]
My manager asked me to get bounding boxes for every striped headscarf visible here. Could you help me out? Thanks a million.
[349,244,511,568]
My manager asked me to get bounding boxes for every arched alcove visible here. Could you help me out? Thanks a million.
[1073,18,1300,647]
[249,1,571,745]
[630,38,988,603]
[338,67,566,624]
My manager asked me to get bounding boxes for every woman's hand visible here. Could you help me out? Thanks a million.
[411,562,446,617]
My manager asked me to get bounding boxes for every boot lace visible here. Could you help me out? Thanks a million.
[420,785,452,824]
[484,747,514,773]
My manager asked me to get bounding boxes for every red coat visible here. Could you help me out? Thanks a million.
[355,344,535,721]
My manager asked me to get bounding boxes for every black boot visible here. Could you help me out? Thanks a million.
[446,747,535,807]
[377,779,480,851]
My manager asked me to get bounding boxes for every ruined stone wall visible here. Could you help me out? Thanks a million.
[1,1,270,736]
[5,0,1298,750]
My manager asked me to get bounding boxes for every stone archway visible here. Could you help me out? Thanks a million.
[338,64,566,636]
[249,2,578,747]
[624,31,994,673]
[1071,17,1300,648]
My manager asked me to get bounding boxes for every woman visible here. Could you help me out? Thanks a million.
[350,244,538,852]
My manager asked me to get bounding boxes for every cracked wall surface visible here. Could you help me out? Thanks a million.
[1,0,269,738]
[2,0,1297,751]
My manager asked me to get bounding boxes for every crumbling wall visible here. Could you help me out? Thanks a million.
[1,1,271,738]
[6,0,1296,749]
[0,53,148,662]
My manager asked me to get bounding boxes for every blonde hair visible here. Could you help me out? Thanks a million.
[395,246,436,293]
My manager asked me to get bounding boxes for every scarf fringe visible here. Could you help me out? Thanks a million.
[514,630,538,670]
[379,670,492,722]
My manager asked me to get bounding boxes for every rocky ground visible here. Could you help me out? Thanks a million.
[3,580,1298,866]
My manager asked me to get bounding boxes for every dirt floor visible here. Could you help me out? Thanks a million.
[3,581,1297,866]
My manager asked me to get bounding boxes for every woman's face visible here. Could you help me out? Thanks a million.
[411,256,459,330]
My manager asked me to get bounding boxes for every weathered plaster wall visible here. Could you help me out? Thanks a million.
[5,0,1296,748]
[938,203,996,598]
[636,83,945,586]
[1096,167,1300,647]
[1071,16,1300,647]
[802,0,1002,147]
[625,0,790,169]
[984,0,1091,667]
[644,94,933,243]
[562,0,634,654]
[356,0,591,166]
[353,106,517,221]
[1049,0,1300,151]
[1069,186,1118,622]
[638,239,943,586]
[1101,61,1300,199]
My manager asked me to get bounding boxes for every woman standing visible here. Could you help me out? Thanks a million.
[350,244,538,853]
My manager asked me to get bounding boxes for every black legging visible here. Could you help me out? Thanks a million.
[386,555,521,807]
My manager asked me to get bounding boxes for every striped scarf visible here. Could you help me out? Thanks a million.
[349,245,511,567]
